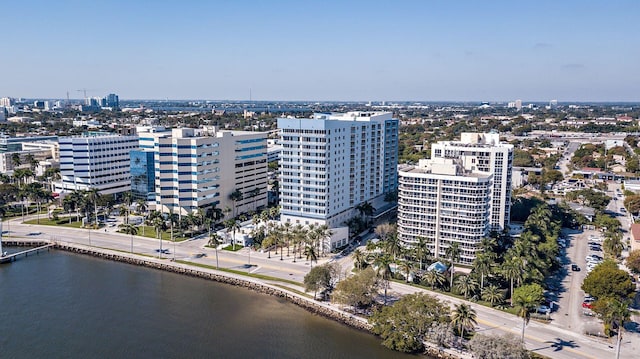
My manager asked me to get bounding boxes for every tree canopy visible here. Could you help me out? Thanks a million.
[369,293,450,353]
[581,260,635,300]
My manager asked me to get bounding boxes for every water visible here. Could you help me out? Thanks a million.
[0,249,415,359]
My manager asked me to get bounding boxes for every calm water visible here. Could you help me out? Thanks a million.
[0,249,415,359]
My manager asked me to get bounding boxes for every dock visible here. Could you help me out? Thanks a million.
[0,244,54,263]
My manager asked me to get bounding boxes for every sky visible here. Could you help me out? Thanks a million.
[1,0,639,102]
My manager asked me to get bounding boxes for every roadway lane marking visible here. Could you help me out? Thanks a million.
[476,318,601,359]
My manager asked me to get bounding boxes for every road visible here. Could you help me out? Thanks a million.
[5,216,640,359]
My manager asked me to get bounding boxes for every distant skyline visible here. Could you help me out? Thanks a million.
[2,0,639,102]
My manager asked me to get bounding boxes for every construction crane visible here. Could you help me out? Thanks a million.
[77,88,98,99]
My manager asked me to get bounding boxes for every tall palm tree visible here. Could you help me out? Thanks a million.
[454,274,479,299]
[151,215,167,258]
[135,199,148,215]
[85,188,101,227]
[445,243,461,291]
[501,257,522,305]
[314,224,332,257]
[304,244,318,267]
[373,254,393,304]
[472,253,493,290]
[356,201,375,225]
[206,203,224,224]
[482,285,504,307]
[396,260,415,283]
[610,300,630,359]
[224,219,241,249]
[120,223,138,253]
[414,236,431,270]
[451,303,477,347]
[208,232,222,269]
[352,248,365,271]
[229,189,243,218]
[292,224,306,262]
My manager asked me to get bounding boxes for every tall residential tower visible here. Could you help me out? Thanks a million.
[277,111,398,229]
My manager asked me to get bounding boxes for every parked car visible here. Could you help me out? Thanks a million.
[537,305,551,314]
[582,301,594,309]
[571,264,580,271]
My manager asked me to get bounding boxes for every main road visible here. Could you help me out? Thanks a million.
[5,216,638,359]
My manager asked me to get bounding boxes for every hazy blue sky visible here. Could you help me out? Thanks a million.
[2,0,639,101]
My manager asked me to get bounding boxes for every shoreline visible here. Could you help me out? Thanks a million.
[3,239,463,359]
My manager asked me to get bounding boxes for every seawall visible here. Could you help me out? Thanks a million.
[4,239,463,359]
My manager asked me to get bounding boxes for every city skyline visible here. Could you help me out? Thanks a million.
[2,0,639,102]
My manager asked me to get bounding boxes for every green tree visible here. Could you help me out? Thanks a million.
[625,250,640,274]
[369,293,450,353]
[445,243,461,291]
[454,274,479,299]
[372,254,393,304]
[304,263,341,300]
[333,268,379,311]
[421,270,446,290]
[512,283,544,342]
[472,252,493,290]
[482,285,504,307]
[582,260,635,300]
[229,189,243,217]
[119,223,138,253]
[451,303,477,347]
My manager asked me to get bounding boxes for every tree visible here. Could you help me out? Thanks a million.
[445,243,461,291]
[333,268,379,312]
[451,303,477,347]
[303,263,341,300]
[603,230,624,259]
[512,283,544,342]
[303,243,318,266]
[224,218,241,249]
[581,260,635,300]
[119,223,138,253]
[454,275,479,299]
[396,260,415,283]
[369,293,450,353]
[482,285,504,307]
[501,257,522,305]
[469,334,528,359]
[625,250,640,274]
[208,232,222,268]
[352,248,366,271]
[422,270,446,290]
[473,252,493,290]
[372,254,393,304]
[229,189,243,217]
[413,236,431,270]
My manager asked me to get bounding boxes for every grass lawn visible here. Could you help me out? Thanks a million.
[126,225,188,242]
[24,217,89,229]
[223,244,244,251]
[175,260,302,286]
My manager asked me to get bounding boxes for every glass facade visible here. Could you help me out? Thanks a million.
[130,150,155,201]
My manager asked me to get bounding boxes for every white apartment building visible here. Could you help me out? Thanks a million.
[55,134,139,195]
[138,127,268,216]
[398,158,492,264]
[431,132,513,232]
[277,111,399,229]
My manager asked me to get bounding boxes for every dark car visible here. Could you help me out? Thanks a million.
[571,264,580,272]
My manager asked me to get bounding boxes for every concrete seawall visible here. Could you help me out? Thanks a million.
[4,239,463,359]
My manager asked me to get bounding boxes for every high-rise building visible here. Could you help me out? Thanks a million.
[55,134,139,195]
[397,157,492,264]
[277,111,398,229]
[0,97,12,107]
[431,132,513,231]
[515,99,522,111]
[130,150,155,201]
[138,127,268,216]
[105,94,119,108]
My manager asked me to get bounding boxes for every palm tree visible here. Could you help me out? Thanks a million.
[151,215,167,258]
[396,260,415,283]
[482,285,504,307]
[85,188,101,227]
[373,254,393,304]
[356,201,375,225]
[120,223,138,253]
[304,244,318,267]
[292,224,306,262]
[224,219,241,250]
[352,248,365,270]
[454,274,479,299]
[414,236,431,270]
[423,270,446,290]
[501,257,522,305]
[135,199,148,215]
[206,203,224,224]
[451,303,477,347]
[445,243,461,291]
[208,232,222,269]
[229,189,243,218]
[11,152,22,169]
[610,300,630,359]
[472,253,493,290]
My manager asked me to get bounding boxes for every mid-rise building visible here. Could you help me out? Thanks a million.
[277,111,398,229]
[54,134,139,195]
[431,132,513,231]
[130,150,155,202]
[397,158,492,264]
[138,127,268,216]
